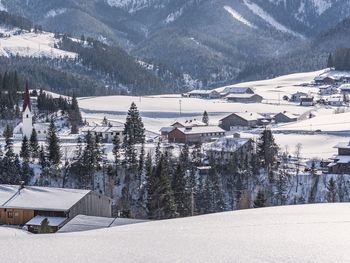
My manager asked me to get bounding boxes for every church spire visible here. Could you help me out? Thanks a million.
[23,81,31,112]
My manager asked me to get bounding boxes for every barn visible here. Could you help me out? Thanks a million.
[167,126,225,144]
[0,185,112,232]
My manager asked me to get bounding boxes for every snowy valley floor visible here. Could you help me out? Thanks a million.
[1,203,350,262]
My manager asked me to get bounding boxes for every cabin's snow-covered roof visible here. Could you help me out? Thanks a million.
[58,215,148,233]
[0,185,90,211]
[26,216,68,227]
[334,142,350,149]
[333,155,350,164]
[275,112,298,119]
[233,112,265,121]
[215,86,253,94]
[187,89,216,95]
[82,126,123,133]
[176,126,225,135]
[339,84,350,90]
[203,136,250,152]
[225,93,259,99]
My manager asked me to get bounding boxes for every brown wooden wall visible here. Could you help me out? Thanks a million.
[0,208,34,225]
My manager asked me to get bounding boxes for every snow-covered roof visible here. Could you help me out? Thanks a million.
[334,142,350,149]
[0,185,90,211]
[160,127,174,132]
[187,90,216,95]
[339,84,350,90]
[203,136,251,152]
[171,119,206,127]
[225,93,259,99]
[275,112,298,119]
[58,215,148,233]
[176,126,225,135]
[26,216,68,227]
[333,155,350,164]
[82,126,123,133]
[232,112,265,121]
[215,86,253,94]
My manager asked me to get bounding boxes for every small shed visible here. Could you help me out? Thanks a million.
[274,112,298,123]
[300,97,314,106]
[225,94,263,103]
[26,216,68,233]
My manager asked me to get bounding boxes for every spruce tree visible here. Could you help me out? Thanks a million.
[112,133,121,177]
[46,118,61,165]
[172,163,191,217]
[68,93,82,134]
[3,124,14,158]
[39,218,52,234]
[20,136,30,162]
[123,102,145,145]
[327,177,337,203]
[257,129,279,173]
[202,110,209,125]
[327,53,334,68]
[29,128,39,159]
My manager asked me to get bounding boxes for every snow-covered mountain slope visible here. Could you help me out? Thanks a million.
[0,27,77,59]
[1,0,350,87]
[2,204,350,262]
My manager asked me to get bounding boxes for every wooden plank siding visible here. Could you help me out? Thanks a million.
[68,192,112,219]
[0,208,34,225]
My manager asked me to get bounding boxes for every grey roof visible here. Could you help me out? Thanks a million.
[176,126,225,135]
[0,185,90,211]
[58,215,148,233]
[334,142,350,149]
[203,137,251,152]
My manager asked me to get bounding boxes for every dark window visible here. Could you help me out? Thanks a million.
[7,211,13,218]
[26,114,29,118]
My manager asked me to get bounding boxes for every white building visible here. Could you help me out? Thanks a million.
[22,83,33,139]
[82,126,124,143]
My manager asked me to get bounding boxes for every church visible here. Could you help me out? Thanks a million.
[13,82,49,140]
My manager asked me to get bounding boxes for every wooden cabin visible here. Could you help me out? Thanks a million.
[0,185,112,230]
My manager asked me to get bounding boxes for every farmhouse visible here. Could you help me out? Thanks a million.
[0,185,112,232]
[167,126,225,144]
[339,84,350,94]
[274,112,298,123]
[186,90,220,99]
[203,136,253,164]
[225,93,263,103]
[215,86,255,97]
[291,92,308,102]
[328,97,344,107]
[219,112,265,131]
[82,126,124,143]
[319,85,338,95]
[328,142,350,174]
[300,96,314,106]
[314,75,338,85]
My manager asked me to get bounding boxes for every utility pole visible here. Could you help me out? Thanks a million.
[179,99,182,116]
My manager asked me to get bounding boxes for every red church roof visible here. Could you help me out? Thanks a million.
[23,81,31,112]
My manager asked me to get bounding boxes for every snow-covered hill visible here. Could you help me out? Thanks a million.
[1,204,350,262]
[0,27,77,59]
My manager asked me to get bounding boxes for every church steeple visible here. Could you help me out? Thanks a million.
[23,81,31,112]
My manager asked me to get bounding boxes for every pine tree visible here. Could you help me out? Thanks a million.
[3,124,14,158]
[39,218,52,234]
[146,154,175,219]
[254,190,267,208]
[29,128,39,159]
[327,53,334,68]
[112,133,121,177]
[202,110,209,125]
[327,177,337,203]
[172,163,190,217]
[39,145,47,168]
[257,129,279,173]
[20,136,30,162]
[46,118,61,165]
[68,93,82,134]
[123,102,145,145]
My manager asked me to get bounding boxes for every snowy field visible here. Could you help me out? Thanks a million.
[0,27,77,59]
[78,69,349,159]
[79,70,327,132]
[1,204,350,262]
